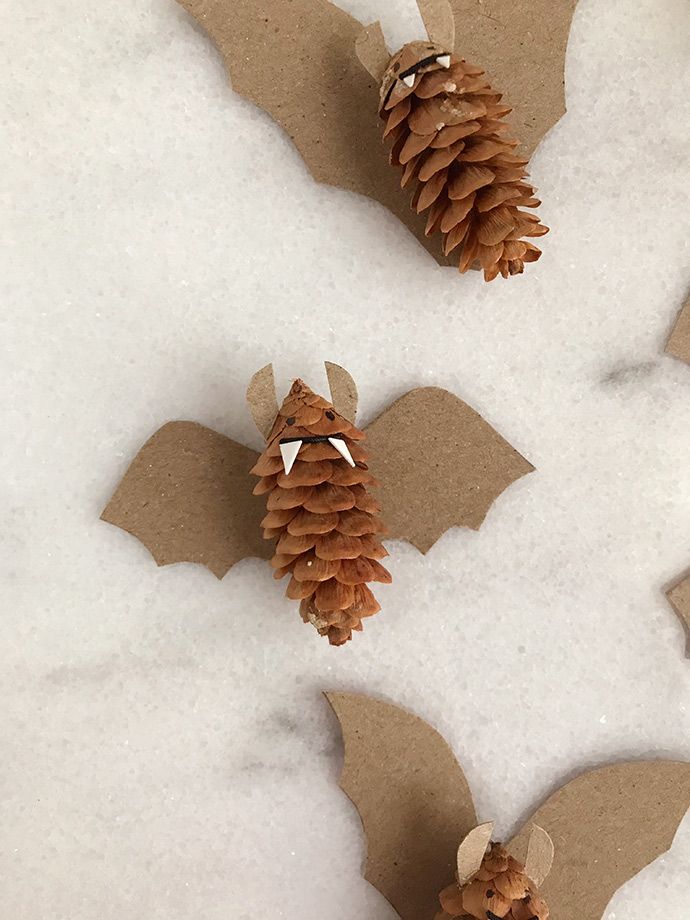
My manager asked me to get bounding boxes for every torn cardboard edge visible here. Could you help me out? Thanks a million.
[326,691,690,920]
[666,570,690,658]
[174,0,578,265]
[666,295,690,365]
[102,363,534,578]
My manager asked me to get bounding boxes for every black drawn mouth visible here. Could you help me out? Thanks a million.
[383,51,451,106]
[278,434,355,474]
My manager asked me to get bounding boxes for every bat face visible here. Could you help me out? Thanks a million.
[381,40,451,109]
[265,379,364,477]
[439,844,549,920]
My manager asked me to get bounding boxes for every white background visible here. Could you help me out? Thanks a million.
[3,0,690,917]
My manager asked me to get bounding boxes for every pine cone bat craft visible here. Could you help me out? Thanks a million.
[175,0,577,270]
[101,363,534,646]
[327,692,690,920]
[356,2,549,281]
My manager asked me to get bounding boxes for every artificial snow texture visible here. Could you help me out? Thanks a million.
[2,0,690,918]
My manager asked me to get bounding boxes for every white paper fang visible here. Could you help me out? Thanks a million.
[402,73,416,87]
[329,437,356,467]
[279,440,303,475]
[436,55,451,69]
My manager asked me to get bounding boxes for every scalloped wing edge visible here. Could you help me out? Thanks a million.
[102,420,270,579]
[365,387,534,553]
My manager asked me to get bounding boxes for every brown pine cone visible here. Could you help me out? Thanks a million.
[438,843,549,920]
[379,43,548,281]
[250,379,391,646]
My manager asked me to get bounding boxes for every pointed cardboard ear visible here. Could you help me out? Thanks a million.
[417,0,455,51]
[523,824,554,887]
[325,362,358,423]
[355,22,391,82]
[457,822,494,885]
[246,364,279,440]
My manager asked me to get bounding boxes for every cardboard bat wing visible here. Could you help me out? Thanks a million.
[365,386,534,553]
[666,570,690,658]
[175,0,578,264]
[101,421,271,579]
[325,692,478,920]
[328,693,690,920]
[509,760,690,920]
[666,294,690,365]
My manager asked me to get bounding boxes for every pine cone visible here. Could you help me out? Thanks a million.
[437,843,549,920]
[250,379,391,646]
[379,43,548,281]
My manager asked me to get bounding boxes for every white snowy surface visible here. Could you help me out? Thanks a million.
[3,0,690,917]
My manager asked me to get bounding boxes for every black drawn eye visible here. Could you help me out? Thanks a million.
[286,417,296,426]
[325,410,335,420]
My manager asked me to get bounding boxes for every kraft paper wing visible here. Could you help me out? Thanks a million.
[101,421,271,578]
[667,570,690,657]
[509,761,690,920]
[666,295,690,365]
[175,0,577,264]
[450,0,579,157]
[365,387,534,553]
[175,0,438,260]
[326,692,477,920]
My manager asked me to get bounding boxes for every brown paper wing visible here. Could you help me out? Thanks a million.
[509,761,690,920]
[667,571,690,658]
[102,421,271,579]
[326,692,477,920]
[174,0,446,263]
[452,0,579,156]
[666,295,690,365]
[366,387,534,553]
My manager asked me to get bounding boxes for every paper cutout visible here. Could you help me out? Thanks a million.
[327,692,690,920]
[455,822,494,886]
[666,295,690,365]
[325,361,358,424]
[103,365,533,578]
[246,364,279,439]
[366,387,534,553]
[325,692,477,920]
[278,439,302,476]
[102,421,270,578]
[175,0,577,264]
[449,0,578,158]
[666,571,690,657]
[523,823,554,888]
[417,0,456,53]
